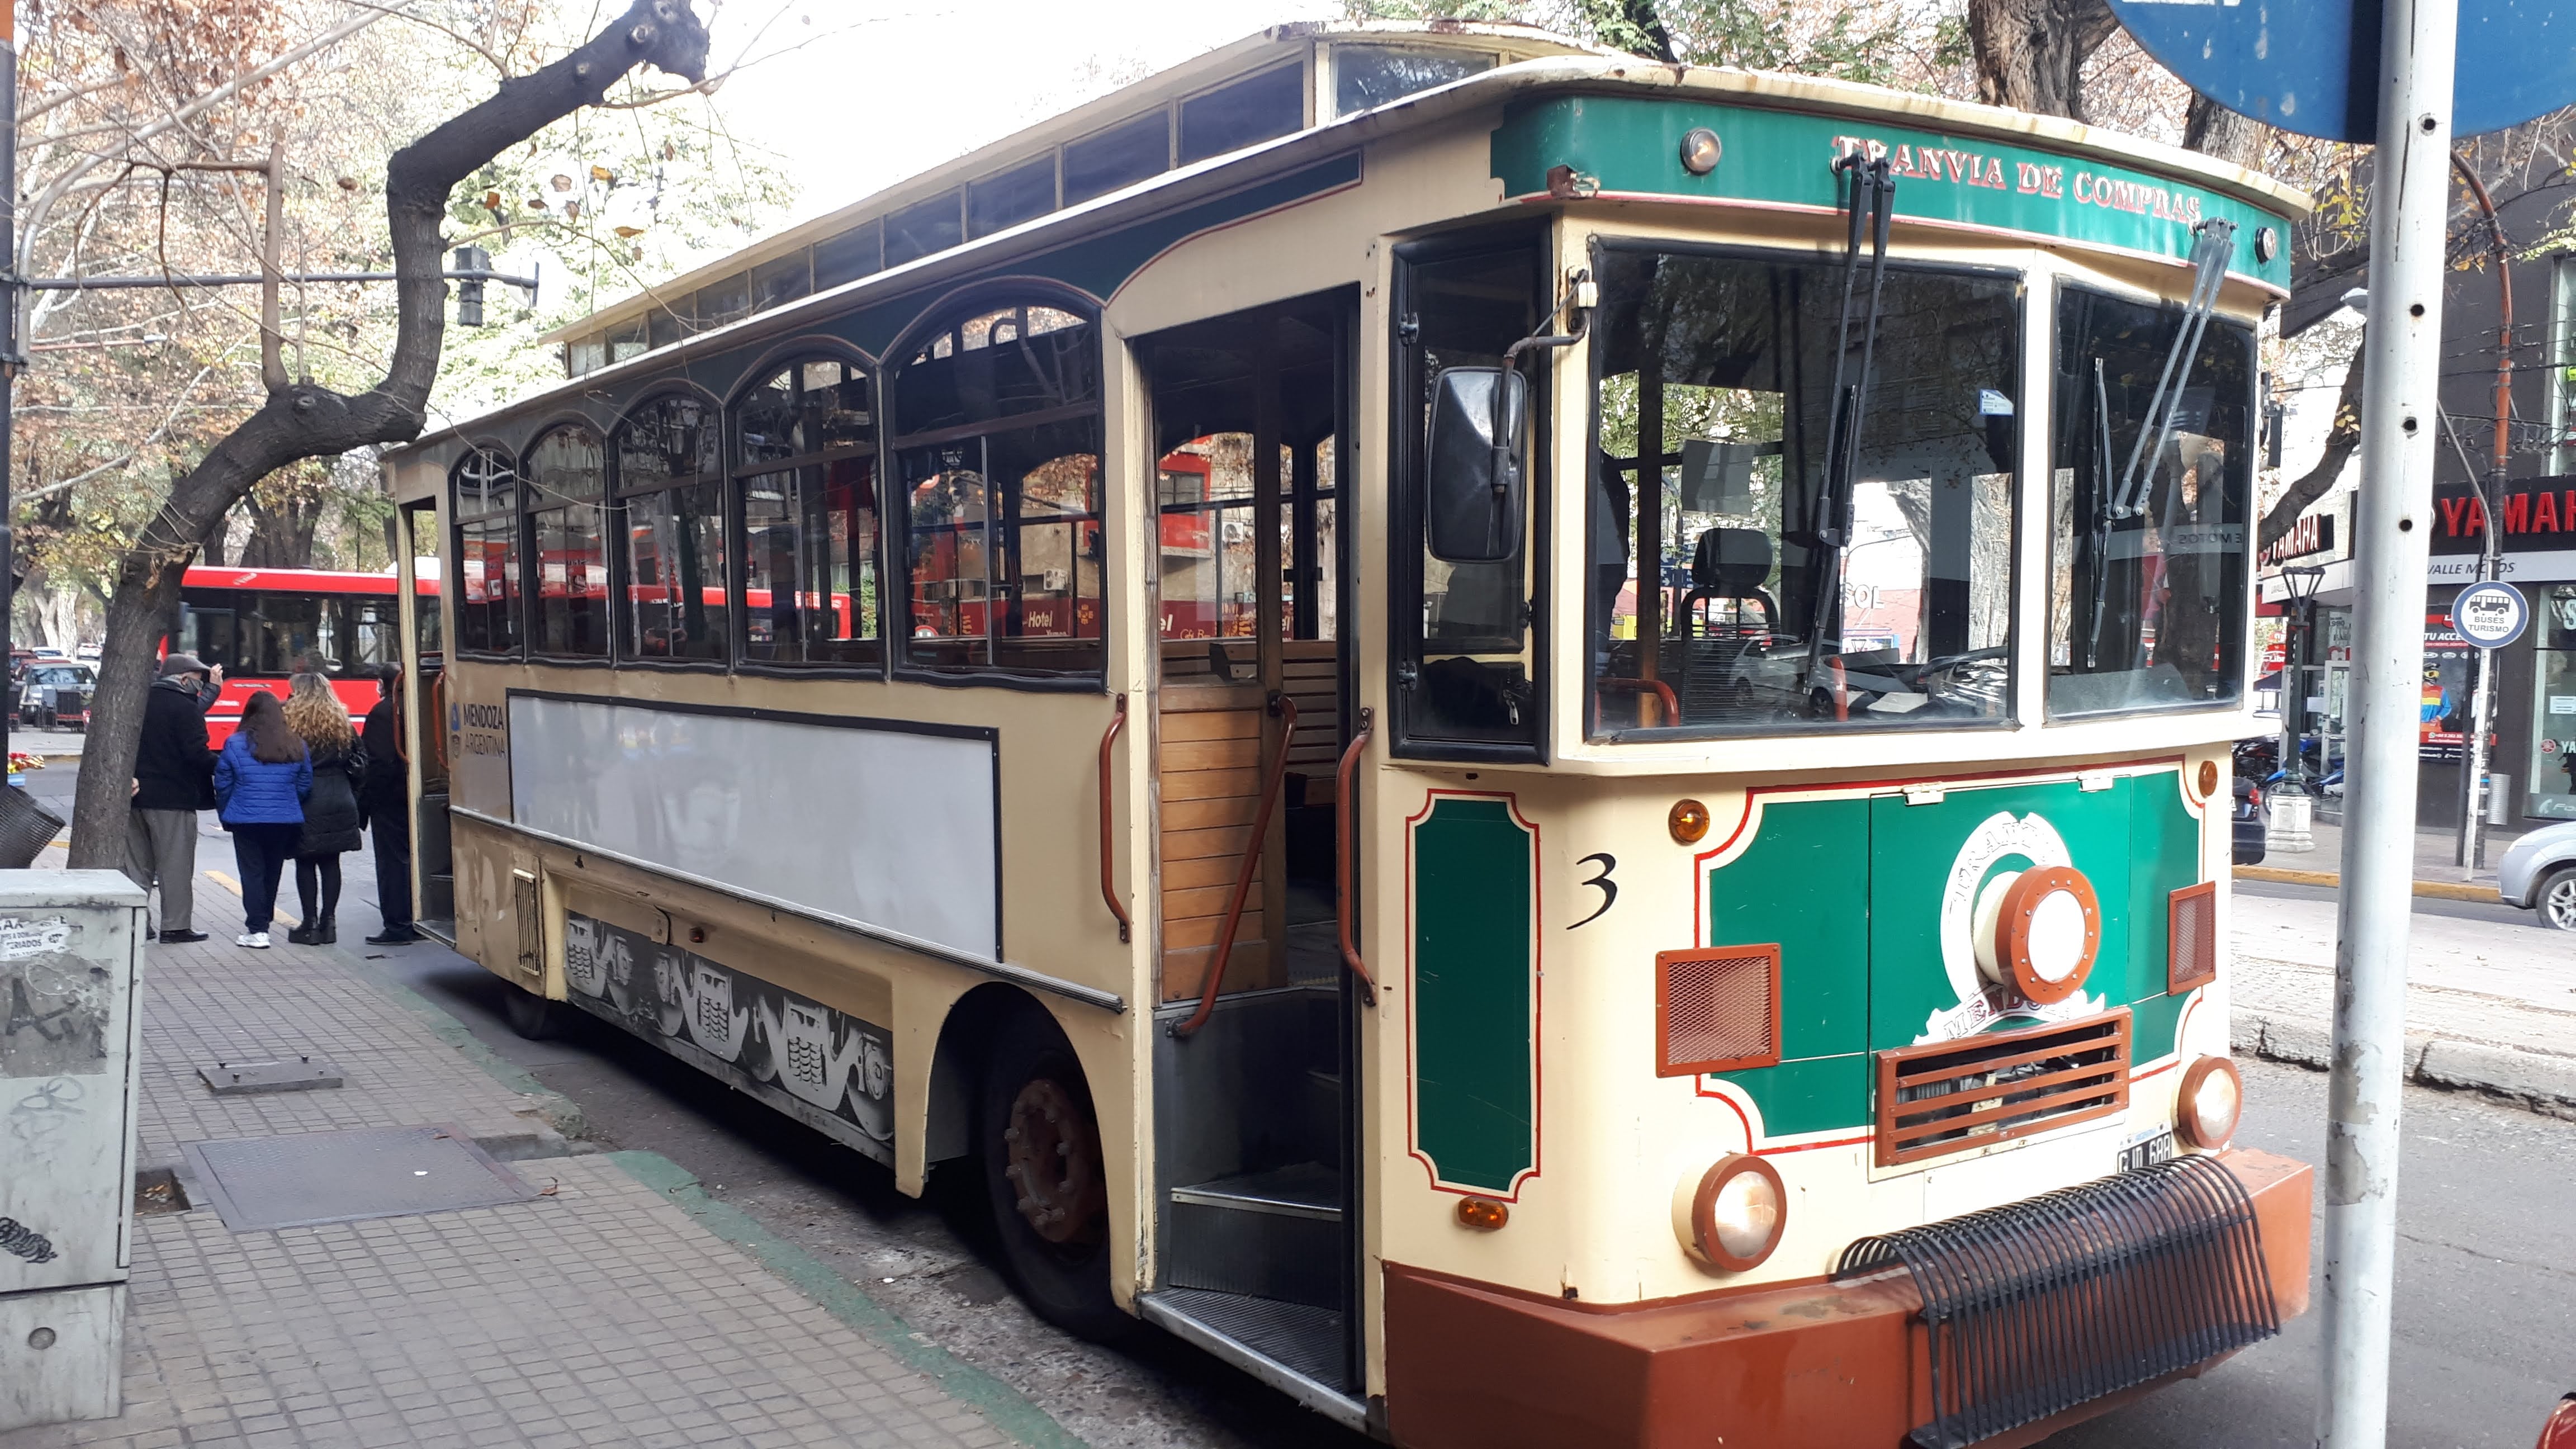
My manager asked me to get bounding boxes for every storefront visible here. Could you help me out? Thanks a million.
[2423,473,2576,828]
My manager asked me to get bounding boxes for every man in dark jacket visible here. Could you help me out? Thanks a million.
[126,652,222,943]
[359,673,418,944]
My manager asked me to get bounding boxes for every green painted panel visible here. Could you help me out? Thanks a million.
[2131,991,2189,1066]
[1865,781,2136,1050]
[2125,773,2200,1006]
[1412,797,1535,1193]
[1719,1053,1869,1140]
[1703,797,1872,1137]
[1490,96,2293,290]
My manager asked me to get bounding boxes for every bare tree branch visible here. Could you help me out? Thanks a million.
[2260,345,2367,550]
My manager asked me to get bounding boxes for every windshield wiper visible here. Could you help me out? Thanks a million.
[1803,153,1897,695]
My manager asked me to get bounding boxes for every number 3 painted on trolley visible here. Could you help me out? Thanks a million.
[1569,853,1617,929]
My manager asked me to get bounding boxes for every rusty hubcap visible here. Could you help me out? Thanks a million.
[1003,1076,1105,1245]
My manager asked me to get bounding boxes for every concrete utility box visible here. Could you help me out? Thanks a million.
[0,871,146,1432]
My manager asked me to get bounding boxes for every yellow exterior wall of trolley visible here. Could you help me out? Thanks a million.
[387,52,2295,1411]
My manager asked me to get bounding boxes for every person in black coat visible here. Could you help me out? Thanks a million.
[125,652,222,943]
[358,671,418,944]
[281,672,365,945]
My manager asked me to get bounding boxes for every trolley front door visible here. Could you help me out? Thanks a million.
[1136,290,1365,1401]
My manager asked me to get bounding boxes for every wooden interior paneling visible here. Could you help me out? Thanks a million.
[1158,678,1278,1002]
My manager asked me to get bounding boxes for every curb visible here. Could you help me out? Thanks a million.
[2233,1010,2576,1119]
[2232,864,2498,903]
[610,1150,1090,1449]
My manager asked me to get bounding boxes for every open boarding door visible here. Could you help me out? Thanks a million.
[1137,291,1366,1412]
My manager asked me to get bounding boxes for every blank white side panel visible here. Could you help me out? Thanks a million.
[508,695,999,960]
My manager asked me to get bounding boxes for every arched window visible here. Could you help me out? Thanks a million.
[889,301,1104,676]
[732,357,880,666]
[451,444,521,656]
[522,425,609,659]
[613,394,727,662]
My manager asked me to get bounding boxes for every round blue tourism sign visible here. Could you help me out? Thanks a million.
[2105,0,2576,142]
[2455,582,2530,648]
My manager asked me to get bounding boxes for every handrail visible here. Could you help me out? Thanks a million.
[1597,676,1678,728]
[1336,707,1377,1006]
[1172,692,1297,1039]
[1097,694,1130,943]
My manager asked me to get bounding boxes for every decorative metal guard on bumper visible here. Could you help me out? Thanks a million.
[1835,1153,2280,1449]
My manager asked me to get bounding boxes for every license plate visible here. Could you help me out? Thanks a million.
[2119,1131,2175,1172]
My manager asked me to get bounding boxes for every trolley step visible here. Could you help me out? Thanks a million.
[1138,1287,1360,1419]
[1171,1162,1342,1221]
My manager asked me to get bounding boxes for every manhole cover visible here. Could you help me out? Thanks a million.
[198,1057,343,1095]
[180,1125,539,1231]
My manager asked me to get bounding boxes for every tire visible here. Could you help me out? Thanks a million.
[500,982,566,1040]
[2536,868,2576,932]
[977,1006,1131,1342]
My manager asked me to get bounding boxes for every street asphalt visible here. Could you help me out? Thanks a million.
[31,759,2576,1448]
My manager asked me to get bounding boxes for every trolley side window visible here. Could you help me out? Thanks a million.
[1394,240,1545,756]
[614,397,727,663]
[1587,248,2020,737]
[451,444,522,657]
[2049,287,2254,716]
[890,300,1105,680]
[734,357,882,667]
[527,425,610,660]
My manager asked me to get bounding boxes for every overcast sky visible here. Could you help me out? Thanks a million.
[703,0,1346,228]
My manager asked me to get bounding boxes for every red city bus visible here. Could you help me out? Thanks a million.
[169,566,438,744]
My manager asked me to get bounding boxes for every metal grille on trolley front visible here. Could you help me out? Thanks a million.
[1835,1153,2280,1449]
[1655,945,1782,1076]
[2168,880,2218,993]
[1874,1011,2129,1167]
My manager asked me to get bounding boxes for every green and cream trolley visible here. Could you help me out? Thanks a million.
[382,23,2313,1447]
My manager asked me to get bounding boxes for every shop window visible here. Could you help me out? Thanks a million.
[968,158,1057,239]
[734,358,882,666]
[1332,45,1493,116]
[2531,589,2576,818]
[451,445,520,656]
[1588,249,2019,737]
[1064,112,1169,205]
[891,301,1104,677]
[2049,287,2255,716]
[1180,64,1304,165]
[524,426,610,659]
[614,395,727,662]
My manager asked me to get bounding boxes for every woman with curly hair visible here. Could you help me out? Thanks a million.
[282,672,367,945]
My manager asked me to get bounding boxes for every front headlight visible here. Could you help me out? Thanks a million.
[1677,1154,1787,1271]
[2176,1056,2244,1150]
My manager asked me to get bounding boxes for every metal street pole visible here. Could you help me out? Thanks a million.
[2453,159,2512,871]
[2,4,18,776]
[2321,0,2458,1440]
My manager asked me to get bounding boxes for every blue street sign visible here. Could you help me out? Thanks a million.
[2454,581,2530,648]
[2105,0,2575,141]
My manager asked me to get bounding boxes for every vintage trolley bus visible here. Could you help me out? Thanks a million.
[382,23,2312,1446]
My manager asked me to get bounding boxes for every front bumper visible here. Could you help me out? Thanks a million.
[1383,1148,2311,1449]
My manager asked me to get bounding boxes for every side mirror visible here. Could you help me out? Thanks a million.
[1425,366,1527,563]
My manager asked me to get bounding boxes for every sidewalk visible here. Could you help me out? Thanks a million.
[0,863,1079,1449]
[2235,816,2516,901]
[2229,887,2576,1119]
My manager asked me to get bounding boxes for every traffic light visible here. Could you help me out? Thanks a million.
[452,245,491,328]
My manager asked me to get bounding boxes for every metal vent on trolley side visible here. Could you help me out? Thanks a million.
[2167,880,2219,993]
[1835,1152,2280,1449]
[1873,1010,2130,1168]
[1655,945,1782,1076]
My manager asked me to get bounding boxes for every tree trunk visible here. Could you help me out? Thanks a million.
[1965,0,2120,119]
[2184,93,2267,169]
[66,0,711,869]
[2260,344,2367,550]
[238,479,329,568]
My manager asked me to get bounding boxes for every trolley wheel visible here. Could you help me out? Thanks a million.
[978,1006,1129,1342]
[2536,868,2576,932]
[500,982,567,1040]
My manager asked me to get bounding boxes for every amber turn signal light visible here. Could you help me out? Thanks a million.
[1669,799,1711,845]
[1456,1197,1509,1232]
[2176,1056,2243,1150]
[2198,760,2220,798]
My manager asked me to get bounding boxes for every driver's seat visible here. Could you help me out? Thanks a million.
[1678,527,1778,724]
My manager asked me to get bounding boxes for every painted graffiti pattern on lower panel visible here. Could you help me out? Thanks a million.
[563,912,894,1159]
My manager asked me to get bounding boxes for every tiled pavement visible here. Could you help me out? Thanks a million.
[2,892,1069,1449]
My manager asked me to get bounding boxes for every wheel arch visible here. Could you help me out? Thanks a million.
[925,981,1055,1164]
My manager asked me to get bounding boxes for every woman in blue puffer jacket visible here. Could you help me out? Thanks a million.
[212,690,311,949]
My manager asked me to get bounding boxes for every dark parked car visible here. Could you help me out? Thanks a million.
[2233,773,2266,866]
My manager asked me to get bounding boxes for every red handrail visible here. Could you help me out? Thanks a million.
[1336,707,1377,1005]
[1172,692,1297,1039]
[1097,694,1130,943]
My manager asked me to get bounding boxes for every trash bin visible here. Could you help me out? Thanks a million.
[2265,783,2315,854]
[0,871,147,1432]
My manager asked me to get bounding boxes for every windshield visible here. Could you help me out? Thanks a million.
[31,666,89,687]
[2048,287,2253,715]
[1588,247,2019,736]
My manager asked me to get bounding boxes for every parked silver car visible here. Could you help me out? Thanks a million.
[2498,821,2576,930]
